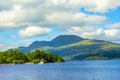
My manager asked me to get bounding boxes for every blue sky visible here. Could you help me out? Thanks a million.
[0,0,120,51]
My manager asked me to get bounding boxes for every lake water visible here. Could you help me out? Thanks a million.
[0,60,120,80]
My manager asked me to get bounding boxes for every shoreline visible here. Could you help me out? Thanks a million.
[0,61,64,66]
[0,62,34,66]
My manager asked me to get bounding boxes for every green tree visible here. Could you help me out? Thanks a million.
[0,49,64,64]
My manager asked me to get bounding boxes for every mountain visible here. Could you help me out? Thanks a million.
[18,35,84,53]
[17,35,120,60]
[40,39,120,60]
[51,35,84,47]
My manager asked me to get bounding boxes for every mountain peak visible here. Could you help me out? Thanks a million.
[52,35,84,42]
[51,35,84,46]
[17,35,84,52]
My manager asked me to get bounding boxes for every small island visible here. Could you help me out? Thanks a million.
[0,49,64,64]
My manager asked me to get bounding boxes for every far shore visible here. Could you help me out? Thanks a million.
[0,62,36,66]
[0,61,64,66]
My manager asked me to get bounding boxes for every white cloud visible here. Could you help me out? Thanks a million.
[81,29,104,38]
[18,40,33,47]
[0,0,43,10]
[84,15,107,25]
[66,26,104,39]
[103,29,120,43]
[11,0,37,4]
[0,5,23,23]
[45,12,86,26]
[104,23,120,41]
[106,22,120,29]
[19,26,51,38]
[66,26,95,33]
[0,0,120,43]
[0,0,112,30]
[46,0,67,5]
[0,43,18,51]
[45,12,107,26]
[69,0,120,13]
[0,0,12,10]
[66,25,120,43]
[0,4,45,29]
[1,0,120,14]
[105,29,120,37]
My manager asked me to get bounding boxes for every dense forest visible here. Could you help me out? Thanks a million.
[0,49,64,64]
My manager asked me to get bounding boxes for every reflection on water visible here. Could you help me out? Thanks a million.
[0,60,120,80]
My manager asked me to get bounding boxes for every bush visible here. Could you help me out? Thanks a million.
[12,60,24,64]
[40,59,47,63]
[0,49,64,64]
[6,58,14,63]
[32,59,41,64]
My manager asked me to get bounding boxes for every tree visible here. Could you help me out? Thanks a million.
[0,49,64,64]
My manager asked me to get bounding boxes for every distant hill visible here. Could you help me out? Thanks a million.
[40,39,120,60]
[16,35,120,60]
[18,35,84,53]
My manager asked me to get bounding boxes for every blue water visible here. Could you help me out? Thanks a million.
[0,60,120,80]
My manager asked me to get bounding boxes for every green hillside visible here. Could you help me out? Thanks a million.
[33,39,120,60]
[16,35,120,61]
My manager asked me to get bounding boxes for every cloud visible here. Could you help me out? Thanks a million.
[18,39,33,47]
[0,0,12,10]
[66,25,120,43]
[105,29,120,37]
[106,22,120,29]
[0,0,43,10]
[81,29,104,38]
[66,26,96,33]
[45,12,107,26]
[1,0,120,13]
[0,0,120,43]
[19,26,51,38]
[0,40,33,51]
[0,0,111,30]
[104,22,120,41]
[66,26,104,39]
[0,4,45,29]
[104,29,120,43]
[69,0,120,13]
[0,43,18,51]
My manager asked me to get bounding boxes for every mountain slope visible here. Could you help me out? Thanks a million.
[18,35,84,53]
[17,35,120,60]
[33,40,120,60]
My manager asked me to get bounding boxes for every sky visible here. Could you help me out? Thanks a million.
[0,0,120,51]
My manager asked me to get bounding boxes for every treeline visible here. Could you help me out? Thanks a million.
[0,49,64,64]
